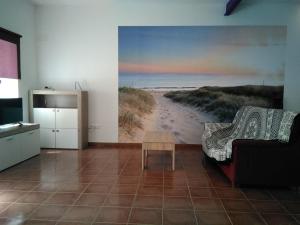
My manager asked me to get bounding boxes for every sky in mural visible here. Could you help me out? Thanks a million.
[119,26,286,88]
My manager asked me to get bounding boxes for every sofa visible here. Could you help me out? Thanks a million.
[202,106,300,187]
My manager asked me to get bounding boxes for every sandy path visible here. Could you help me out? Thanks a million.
[143,91,214,144]
[119,91,214,144]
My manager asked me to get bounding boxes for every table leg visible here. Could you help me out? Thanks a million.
[142,147,144,170]
[172,147,175,171]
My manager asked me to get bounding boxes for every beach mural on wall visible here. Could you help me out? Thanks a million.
[118,26,287,144]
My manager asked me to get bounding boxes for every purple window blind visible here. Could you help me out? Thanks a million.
[0,39,18,79]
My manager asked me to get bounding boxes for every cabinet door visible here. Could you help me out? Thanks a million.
[19,129,40,159]
[55,108,78,129]
[55,129,78,149]
[40,128,56,148]
[33,108,56,128]
[0,135,21,171]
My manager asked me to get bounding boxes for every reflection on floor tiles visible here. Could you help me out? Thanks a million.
[0,147,298,225]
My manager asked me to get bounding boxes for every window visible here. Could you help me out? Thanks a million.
[0,27,22,98]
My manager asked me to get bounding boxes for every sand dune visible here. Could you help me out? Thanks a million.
[119,91,214,144]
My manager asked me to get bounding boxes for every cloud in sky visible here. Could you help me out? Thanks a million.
[118,26,286,78]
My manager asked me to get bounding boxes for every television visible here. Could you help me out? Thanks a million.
[0,98,23,126]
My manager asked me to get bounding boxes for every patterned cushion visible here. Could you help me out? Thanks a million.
[202,106,296,161]
[278,111,297,142]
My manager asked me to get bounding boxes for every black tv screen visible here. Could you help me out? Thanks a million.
[0,98,23,125]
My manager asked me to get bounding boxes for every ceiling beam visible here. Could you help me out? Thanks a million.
[224,0,242,16]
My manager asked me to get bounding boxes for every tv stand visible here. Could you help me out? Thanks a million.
[0,123,40,171]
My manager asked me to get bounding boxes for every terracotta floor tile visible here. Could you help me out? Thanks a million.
[56,183,88,193]
[164,196,193,210]
[46,193,79,205]
[34,183,58,192]
[96,207,130,223]
[188,178,211,187]
[0,203,9,212]
[192,198,224,211]
[0,203,38,219]
[0,191,25,203]
[84,184,112,194]
[129,207,162,225]
[0,147,299,225]
[104,194,134,207]
[142,170,164,178]
[163,209,196,225]
[222,199,255,212]
[10,181,39,191]
[215,188,245,199]
[0,181,13,191]
[141,177,163,186]
[20,219,57,225]
[190,187,218,198]
[294,215,300,223]
[164,170,187,179]
[61,206,98,222]
[74,193,106,206]
[138,185,163,196]
[30,205,69,220]
[196,211,231,225]
[133,195,163,208]
[93,175,119,184]
[261,213,299,225]
[94,223,126,225]
[269,190,300,202]
[110,184,138,195]
[17,192,52,204]
[164,186,189,197]
[117,176,140,185]
[242,189,273,200]
[281,201,300,214]
[251,200,286,213]
[164,178,187,187]
[228,212,266,225]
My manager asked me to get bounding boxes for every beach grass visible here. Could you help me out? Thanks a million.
[164,85,283,122]
[119,87,155,134]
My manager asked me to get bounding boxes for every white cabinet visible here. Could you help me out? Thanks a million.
[33,108,78,149]
[56,109,78,129]
[56,129,78,149]
[33,108,56,128]
[0,135,20,170]
[40,129,56,149]
[0,128,40,171]
[19,129,40,160]
[29,90,88,149]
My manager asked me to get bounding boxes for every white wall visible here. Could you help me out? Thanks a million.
[0,0,38,121]
[35,0,300,142]
[284,6,300,111]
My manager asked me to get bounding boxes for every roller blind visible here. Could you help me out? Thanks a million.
[0,27,22,79]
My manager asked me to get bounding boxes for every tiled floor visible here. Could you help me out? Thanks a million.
[0,146,299,225]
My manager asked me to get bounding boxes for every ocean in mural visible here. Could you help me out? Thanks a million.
[118,26,286,144]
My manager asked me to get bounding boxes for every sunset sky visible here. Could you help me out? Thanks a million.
[118,26,286,80]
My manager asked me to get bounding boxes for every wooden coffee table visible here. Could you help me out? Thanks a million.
[142,131,175,171]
